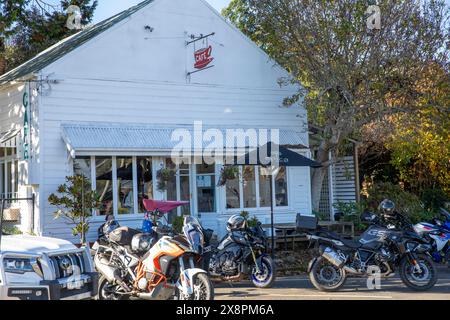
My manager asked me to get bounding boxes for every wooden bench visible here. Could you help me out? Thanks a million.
[262,221,355,251]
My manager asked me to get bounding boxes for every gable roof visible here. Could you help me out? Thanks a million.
[0,0,154,84]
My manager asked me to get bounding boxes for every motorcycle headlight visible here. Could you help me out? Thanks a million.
[3,257,43,277]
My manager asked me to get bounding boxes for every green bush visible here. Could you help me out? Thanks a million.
[1,226,23,235]
[421,188,449,213]
[363,181,431,223]
[313,210,331,221]
[240,211,260,228]
[172,215,185,234]
[333,201,367,231]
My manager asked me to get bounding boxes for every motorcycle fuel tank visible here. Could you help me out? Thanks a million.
[359,225,391,249]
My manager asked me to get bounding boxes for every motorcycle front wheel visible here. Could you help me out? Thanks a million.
[178,273,214,300]
[309,256,347,292]
[251,255,276,288]
[399,254,437,291]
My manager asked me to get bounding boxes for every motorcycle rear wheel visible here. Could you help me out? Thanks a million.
[97,275,126,300]
[399,254,437,291]
[309,256,347,292]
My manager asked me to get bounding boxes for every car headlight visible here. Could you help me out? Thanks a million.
[4,258,43,277]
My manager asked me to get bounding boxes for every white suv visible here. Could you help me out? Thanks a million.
[0,233,98,300]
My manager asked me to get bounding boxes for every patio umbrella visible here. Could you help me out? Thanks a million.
[234,142,321,258]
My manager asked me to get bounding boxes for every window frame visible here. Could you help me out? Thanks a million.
[0,146,19,200]
[224,165,289,212]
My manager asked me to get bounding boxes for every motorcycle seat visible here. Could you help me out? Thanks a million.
[318,230,361,249]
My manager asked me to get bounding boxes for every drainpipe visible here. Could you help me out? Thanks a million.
[353,143,361,203]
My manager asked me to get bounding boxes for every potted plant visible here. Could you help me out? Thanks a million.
[217,166,239,187]
[156,167,175,192]
[48,175,100,245]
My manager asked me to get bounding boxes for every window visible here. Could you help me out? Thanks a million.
[117,157,134,215]
[275,167,288,206]
[196,163,215,213]
[95,157,113,216]
[225,165,289,210]
[137,157,153,213]
[243,166,256,208]
[226,170,240,209]
[0,147,18,199]
[259,169,271,207]
[74,156,92,187]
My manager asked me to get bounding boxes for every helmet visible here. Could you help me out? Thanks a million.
[102,219,121,236]
[379,199,396,216]
[226,215,247,232]
[131,233,155,253]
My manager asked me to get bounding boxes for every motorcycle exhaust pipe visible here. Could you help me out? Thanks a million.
[94,255,131,292]
[319,246,346,268]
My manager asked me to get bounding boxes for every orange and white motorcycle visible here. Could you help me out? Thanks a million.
[93,211,213,300]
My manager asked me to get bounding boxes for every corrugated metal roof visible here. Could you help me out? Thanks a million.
[61,123,308,155]
[0,0,154,84]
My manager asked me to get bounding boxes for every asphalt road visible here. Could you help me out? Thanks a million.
[214,268,450,300]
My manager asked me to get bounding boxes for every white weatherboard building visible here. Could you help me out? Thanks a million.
[0,0,313,242]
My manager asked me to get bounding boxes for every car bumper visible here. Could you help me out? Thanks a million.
[0,272,98,300]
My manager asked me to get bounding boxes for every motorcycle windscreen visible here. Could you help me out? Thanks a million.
[183,223,204,254]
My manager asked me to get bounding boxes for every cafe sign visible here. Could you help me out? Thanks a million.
[194,45,214,69]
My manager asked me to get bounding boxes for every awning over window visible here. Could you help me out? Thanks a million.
[0,129,20,147]
[61,122,308,157]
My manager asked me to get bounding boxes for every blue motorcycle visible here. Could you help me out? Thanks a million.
[414,209,450,265]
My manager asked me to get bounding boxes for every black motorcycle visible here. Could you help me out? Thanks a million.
[300,200,437,292]
[203,215,276,288]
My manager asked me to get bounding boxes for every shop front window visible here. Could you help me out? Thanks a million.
[95,157,113,216]
[196,163,215,213]
[275,167,288,207]
[225,165,289,210]
[243,166,256,208]
[117,157,134,215]
[137,157,153,213]
[259,169,271,208]
[74,156,92,187]
[0,147,18,199]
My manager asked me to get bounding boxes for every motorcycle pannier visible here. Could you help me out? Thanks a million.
[296,214,318,232]
[108,227,141,245]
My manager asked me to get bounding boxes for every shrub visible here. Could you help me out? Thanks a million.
[421,188,449,213]
[240,211,260,227]
[172,215,185,234]
[333,201,367,231]
[363,181,430,223]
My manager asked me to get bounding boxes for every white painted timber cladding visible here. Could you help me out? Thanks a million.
[332,156,356,207]
[28,0,311,241]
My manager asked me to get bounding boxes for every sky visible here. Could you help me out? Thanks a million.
[93,0,232,21]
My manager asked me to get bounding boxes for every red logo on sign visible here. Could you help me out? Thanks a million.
[194,45,214,69]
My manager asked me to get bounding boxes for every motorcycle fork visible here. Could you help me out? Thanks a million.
[406,252,422,273]
[249,245,261,274]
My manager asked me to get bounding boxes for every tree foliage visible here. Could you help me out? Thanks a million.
[48,175,100,244]
[223,0,449,211]
[0,0,98,73]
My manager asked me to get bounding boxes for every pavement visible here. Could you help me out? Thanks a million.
[214,267,450,300]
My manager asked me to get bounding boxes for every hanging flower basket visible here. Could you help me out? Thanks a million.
[217,166,239,187]
[3,208,21,222]
[156,168,175,192]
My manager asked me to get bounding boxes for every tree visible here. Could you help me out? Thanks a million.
[48,175,100,244]
[223,0,449,211]
[1,0,98,74]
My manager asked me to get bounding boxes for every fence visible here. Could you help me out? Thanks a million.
[0,195,36,241]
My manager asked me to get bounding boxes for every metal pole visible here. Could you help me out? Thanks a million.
[0,199,5,250]
[270,176,275,259]
[31,193,35,234]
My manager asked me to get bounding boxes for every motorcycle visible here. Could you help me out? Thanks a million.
[92,200,214,300]
[302,200,437,292]
[203,214,276,288]
[414,211,450,265]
